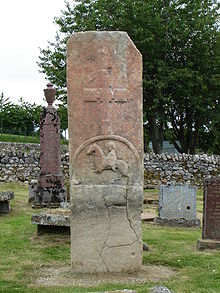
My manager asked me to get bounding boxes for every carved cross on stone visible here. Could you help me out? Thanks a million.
[84,87,128,104]
[83,66,129,104]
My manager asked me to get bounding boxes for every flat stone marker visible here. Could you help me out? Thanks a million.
[67,31,143,273]
[0,191,14,213]
[93,291,136,293]
[155,185,200,227]
[31,209,70,234]
[197,177,220,250]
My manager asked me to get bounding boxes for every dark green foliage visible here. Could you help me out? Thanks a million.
[38,0,220,154]
[0,94,42,136]
[57,103,68,134]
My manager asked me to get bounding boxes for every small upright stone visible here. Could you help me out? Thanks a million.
[149,286,172,293]
[32,83,66,208]
[67,31,143,273]
[0,191,14,213]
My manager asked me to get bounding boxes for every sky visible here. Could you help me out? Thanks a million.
[0,0,67,106]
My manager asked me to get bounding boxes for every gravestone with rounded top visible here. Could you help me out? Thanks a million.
[67,31,143,273]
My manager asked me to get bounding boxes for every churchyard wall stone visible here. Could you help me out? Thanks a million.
[0,142,219,187]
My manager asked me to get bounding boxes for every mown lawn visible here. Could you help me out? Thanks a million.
[0,183,220,293]
[0,133,68,145]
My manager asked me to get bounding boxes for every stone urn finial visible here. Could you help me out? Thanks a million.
[44,83,56,106]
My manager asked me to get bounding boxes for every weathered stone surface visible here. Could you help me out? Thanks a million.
[32,85,67,208]
[31,209,70,226]
[32,185,66,208]
[197,239,220,251]
[31,209,70,234]
[28,180,37,203]
[144,153,220,187]
[0,142,219,186]
[93,291,137,293]
[154,217,200,228]
[39,106,63,188]
[0,201,10,213]
[149,286,172,293]
[0,191,14,201]
[67,31,143,273]
[202,177,220,240]
[158,185,197,220]
[0,191,14,214]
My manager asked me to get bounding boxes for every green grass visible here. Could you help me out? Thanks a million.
[0,133,40,144]
[197,189,203,213]
[0,133,68,145]
[0,183,219,292]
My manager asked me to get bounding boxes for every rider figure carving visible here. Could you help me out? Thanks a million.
[87,141,130,177]
[104,142,117,171]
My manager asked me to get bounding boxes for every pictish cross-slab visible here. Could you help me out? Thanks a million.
[67,31,143,273]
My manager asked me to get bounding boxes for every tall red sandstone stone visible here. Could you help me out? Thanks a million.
[197,177,220,250]
[67,31,143,272]
[33,83,66,208]
[203,177,220,240]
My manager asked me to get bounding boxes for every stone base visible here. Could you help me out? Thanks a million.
[31,209,70,234]
[0,201,10,214]
[197,239,220,251]
[0,191,14,201]
[95,291,136,293]
[31,183,67,208]
[0,191,14,214]
[71,185,143,273]
[154,217,201,228]
[38,174,64,189]
[37,225,70,234]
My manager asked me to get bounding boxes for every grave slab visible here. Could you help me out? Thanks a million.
[67,31,143,273]
[31,208,70,234]
[197,239,220,251]
[155,184,200,227]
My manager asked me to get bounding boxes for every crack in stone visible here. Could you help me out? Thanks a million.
[97,197,111,272]
[104,239,139,249]
[95,248,108,273]
[97,188,141,271]
[125,184,139,242]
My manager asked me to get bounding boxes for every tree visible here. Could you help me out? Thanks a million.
[162,1,220,154]
[0,93,12,133]
[38,0,220,154]
[57,103,68,135]
[0,95,42,136]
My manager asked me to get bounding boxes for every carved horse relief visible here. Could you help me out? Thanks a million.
[87,142,130,177]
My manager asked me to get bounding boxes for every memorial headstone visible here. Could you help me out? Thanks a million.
[197,177,220,250]
[155,184,200,227]
[32,83,66,208]
[67,31,143,273]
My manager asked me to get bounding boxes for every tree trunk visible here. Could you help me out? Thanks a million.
[147,114,163,154]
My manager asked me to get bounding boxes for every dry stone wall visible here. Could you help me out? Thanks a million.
[144,153,220,187]
[0,142,69,183]
[0,142,219,187]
